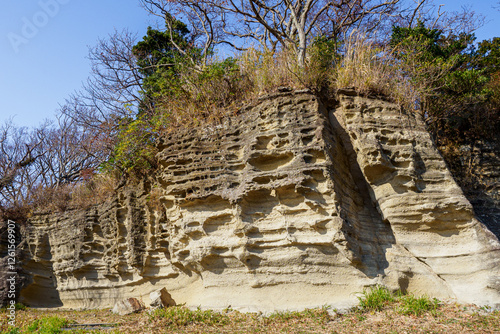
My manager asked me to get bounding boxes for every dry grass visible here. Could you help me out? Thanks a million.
[334,31,456,113]
[150,45,319,135]
[28,174,117,213]
[334,32,415,109]
[157,31,442,130]
[1,302,498,334]
[19,31,460,213]
[70,174,118,209]
[238,47,304,95]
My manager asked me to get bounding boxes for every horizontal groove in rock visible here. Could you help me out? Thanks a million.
[18,91,500,311]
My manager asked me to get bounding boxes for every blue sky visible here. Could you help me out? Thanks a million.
[1,0,499,128]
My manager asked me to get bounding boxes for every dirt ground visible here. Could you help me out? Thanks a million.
[1,302,499,333]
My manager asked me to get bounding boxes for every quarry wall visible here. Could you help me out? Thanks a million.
[12,90,500,311]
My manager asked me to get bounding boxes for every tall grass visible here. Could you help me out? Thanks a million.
[238,47,302,94]
[26,316,68,333]
[29,174,117,213]
[335,31,457,113]
[357,286,395,311]
[334,32,417,110]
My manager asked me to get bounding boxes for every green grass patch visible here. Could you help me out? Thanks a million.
[26,316,68,334]
[356,286,444,317]
[357,286,395,311]
[3,328,21,334]
[266,307,331,324]
[398,294,439,316]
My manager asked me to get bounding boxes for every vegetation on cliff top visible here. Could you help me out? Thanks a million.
[1,0,499,219]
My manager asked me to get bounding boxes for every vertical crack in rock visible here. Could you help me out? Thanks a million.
[17,90,500,311]
[334,90,500,306]
[326,103,396,278]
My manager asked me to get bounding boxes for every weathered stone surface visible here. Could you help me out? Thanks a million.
[18,90,500,311]
[111,298,144,315]
[333,91,500,306]
[150,288,176,308]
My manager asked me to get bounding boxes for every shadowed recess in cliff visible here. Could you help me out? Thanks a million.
[15,90,500,311]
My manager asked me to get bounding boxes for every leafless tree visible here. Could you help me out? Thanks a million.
[0,121,45,205]
[63,30,147,133]
[34,115,109,188]
[0,114,107,213]
[140,0,409,66]
[391,0,484,37]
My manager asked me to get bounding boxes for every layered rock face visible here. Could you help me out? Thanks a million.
[20,91,500,311]
[332,91,500,306]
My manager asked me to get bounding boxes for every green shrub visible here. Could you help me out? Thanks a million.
[102,116,159,177]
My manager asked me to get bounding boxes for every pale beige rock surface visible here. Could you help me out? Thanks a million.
[111,298,144,316]
[333,91,500,306]
[19,91,500,311]
[150,288,175,308]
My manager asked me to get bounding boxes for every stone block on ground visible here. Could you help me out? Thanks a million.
[150,288,176,308]
[111,298,144,315]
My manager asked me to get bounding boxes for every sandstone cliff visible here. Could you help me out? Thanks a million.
[17,90,500,311]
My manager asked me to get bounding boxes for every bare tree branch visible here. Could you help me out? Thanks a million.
[140,0,406,66]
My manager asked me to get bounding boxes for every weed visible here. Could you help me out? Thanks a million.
[356,286,395,312]
[266,307,330,324]
[25,316,68,334]
[3,328,21,334]
[398,294,440,316]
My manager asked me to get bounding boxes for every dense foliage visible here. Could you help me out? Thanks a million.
[132,16,194,111]
[389,23,499,144]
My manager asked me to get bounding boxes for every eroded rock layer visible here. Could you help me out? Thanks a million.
[333,91,500,306]
[21,91,500,311]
